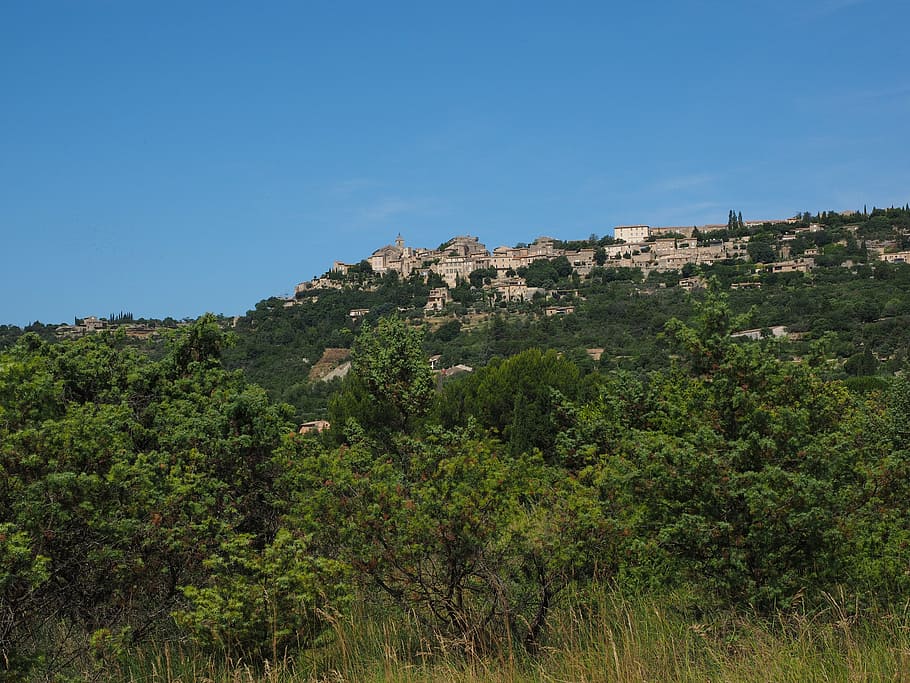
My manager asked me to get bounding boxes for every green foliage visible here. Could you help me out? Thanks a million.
[449,278,477,305]
[212,217,910,423]
[664,285,742,376]
[468,266,497,288]
[552,255,573,278]
[436,347,581,460]
[171,312,232,373]
[432,319,462,343]
[329,317,435,437]
[844,345,879,376]
[0,524,51,678]
[746,236,776,264]
[886,371,910,440]
[839,371,910,599]
[571,295,859,609]
[223,276,436,419]
[8,205,910,677]
[176,529,348,658]
[300,425,603,651]
[521,259,560,288]
[0,318,341,678]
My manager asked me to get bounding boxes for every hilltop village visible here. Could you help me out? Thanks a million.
[294,213,910,311]
[36,210,910,345]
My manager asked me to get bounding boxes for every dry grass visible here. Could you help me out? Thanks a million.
[113,587,910,683]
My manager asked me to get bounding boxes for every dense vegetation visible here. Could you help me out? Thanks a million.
[215,206,910,421]
[4,205,910,680]
[4,286,910,680]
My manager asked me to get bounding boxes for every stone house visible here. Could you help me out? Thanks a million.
[424,288,450,312]
[299,420,331,435]
[614,225,651,242]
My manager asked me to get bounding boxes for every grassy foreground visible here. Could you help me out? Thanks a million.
[106,588,910,683]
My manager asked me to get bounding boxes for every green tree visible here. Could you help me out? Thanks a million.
[523,259,560,288]
[450,277,477,305]
[436,347,581,460]
[747,238,776,264]
[329,316,435,437]
[844,345,878,376]
[840,371,910,600]
[172,312,231,373]
[0,320,340,677]
[468,266,498,288]
[545,290,856,610]
[300,425,603,651]
[552,255,573,278]
[176,529,348,659]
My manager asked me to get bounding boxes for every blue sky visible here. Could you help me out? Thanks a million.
[2,0,908,325]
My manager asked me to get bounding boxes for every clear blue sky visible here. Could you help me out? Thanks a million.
[2,1,908,325]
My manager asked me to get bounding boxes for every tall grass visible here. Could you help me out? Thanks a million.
[111,586,910,682]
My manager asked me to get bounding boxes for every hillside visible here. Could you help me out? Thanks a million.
[220,207,910,421]
[3,206,910,421]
